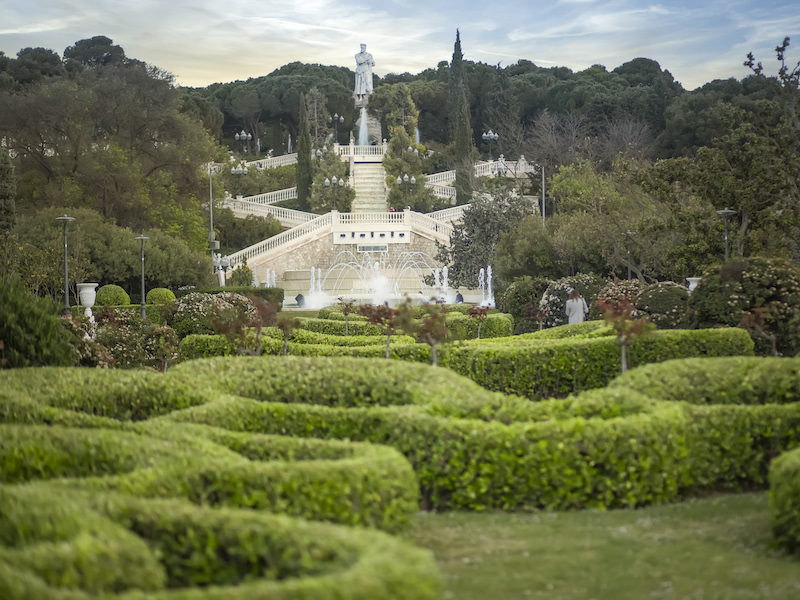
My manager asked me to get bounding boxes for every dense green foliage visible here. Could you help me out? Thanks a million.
[635,281,690,328]
[685,257,800,355]
[0,277,73,368]
[770,447,800,555]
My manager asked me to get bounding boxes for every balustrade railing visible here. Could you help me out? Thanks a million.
[228,213,333,270]
[410,212,453,240]
[428,205,467,222]
[427,184,457,199]
[237,187,297,205]
[224,200,314,225]
[246,154,298,170]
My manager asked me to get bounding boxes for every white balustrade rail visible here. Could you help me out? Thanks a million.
[427,184,457,199]
[228,213,333,270]
[246,154,298,170]
[426,170,455,185]
[224,199,315,226]
[335,212,407,226]
[428,205,468,222]
[238,187,297,206]
[410,212,453,242]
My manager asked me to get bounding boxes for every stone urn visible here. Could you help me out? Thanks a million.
[686,277,702,293]
[77,283,99,320]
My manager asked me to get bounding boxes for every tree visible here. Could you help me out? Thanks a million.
[63,36,126,70]
[382,126,436,212]
[305,86,330,147]
[7,47,64,85]
[309,142,354,213]
[0,62,218,251]
[436,184,538,287]
[0,148,16,233]
[295,91,313,211]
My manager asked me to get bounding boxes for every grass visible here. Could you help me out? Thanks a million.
[407,493,800,600]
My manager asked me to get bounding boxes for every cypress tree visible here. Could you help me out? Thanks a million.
[448,30,475,204]
[296,91,313,211]
[0,148,16,233]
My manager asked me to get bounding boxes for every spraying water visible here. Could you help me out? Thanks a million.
[478,268,486,304]
[442,266,449,295]
[358,107,369,145]
[486,265,495,307]
[415,126,420,145]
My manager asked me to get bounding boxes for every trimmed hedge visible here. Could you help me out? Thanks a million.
[174,285,284,305]
[445,312,514,340]
[439,327,755,400]
[0,486,439,599]
[770,447,800,555]
[299,317,385,336]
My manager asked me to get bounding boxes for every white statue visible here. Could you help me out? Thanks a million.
[354,43,375,102]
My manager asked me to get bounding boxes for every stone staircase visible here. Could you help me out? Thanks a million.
[351,162,387,212]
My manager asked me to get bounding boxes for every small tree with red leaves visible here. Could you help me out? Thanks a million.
[212,296,278,356]
[396,299,450,366]
[337,297,357,336]
[467,305,489,339]
[740,307,779,357]
[597,297,654,373]
[274,312,302,355]
[523,302,549,331]
[357,302,400,359]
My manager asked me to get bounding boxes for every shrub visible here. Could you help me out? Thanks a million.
[166,292,256,337]
[685,257,800,356]
[146,287,176,305]
[0,277,74,368]
[539,273,607,328]
[229,265,253,287]
[96,284,130,307]
[596,279,645,312]
[635,281,690,329]
[770,447,800,555]
[175,285,284,306]
[94,308,179,370]
[446,312,514,340]
[496,275,551,334]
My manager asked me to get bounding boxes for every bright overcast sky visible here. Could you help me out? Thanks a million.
[2,0,799,91]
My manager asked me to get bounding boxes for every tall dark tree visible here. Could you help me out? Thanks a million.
[295,91,313,210]
[448,31,475,204]
[0,148,16,233]
[63,36,126,70]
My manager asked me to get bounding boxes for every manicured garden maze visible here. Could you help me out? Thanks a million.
[3,333,800,597]
[0,367,439,599]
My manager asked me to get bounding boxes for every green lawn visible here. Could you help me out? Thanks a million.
[408,493,800,600]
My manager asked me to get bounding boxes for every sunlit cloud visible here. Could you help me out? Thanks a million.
[0,0,797,90]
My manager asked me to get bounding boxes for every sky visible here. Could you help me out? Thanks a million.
[2,0,799,91]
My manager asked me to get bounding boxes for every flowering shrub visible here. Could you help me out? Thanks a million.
[597,279,645,313]
[635,282,689,329]
[166,292,256,337]
[538,273,606,328]
[685,257,800,356]
[496,276,552,334]
[61,316,114,368]
[96,284,130,306]
[93,307,179,370]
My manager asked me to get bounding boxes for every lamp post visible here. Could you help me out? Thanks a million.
[482,130,499,160]
[135,235,149,319]
[55,214,75,316]
[396,173,416,207]
[315,147,329,162]
[329,113,344,143]
[212,253,231,287]
[716,207,736,262]
[234,129,252,156]
[323,175,345,210]
[231,163,248,196]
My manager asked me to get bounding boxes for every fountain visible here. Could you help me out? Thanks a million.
[299,250,448,309]
[477,266,495,307]
[358,107,369,146]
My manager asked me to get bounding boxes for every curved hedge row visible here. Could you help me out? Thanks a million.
[0,486,439,599]
[0,364,438,599]
[770,447,800,555]
[439,327,754,399]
